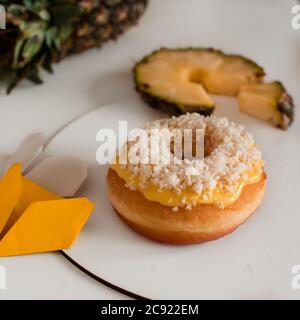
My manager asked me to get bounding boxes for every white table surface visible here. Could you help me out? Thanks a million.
[0,0,299,299]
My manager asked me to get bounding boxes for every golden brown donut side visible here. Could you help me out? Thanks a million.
[106,168,267,244]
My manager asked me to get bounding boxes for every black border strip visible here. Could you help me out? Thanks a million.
[60,250,150,300]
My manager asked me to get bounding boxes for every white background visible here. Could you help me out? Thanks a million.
[0,0,299,299]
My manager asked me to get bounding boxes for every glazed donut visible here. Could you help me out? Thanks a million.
[107,113,266,244]
[107,168,266,244]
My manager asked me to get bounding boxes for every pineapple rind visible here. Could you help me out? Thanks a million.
[138,91,215,117]
[276,83,294,130]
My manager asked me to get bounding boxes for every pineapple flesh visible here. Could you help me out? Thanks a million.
[134,48,265,116]
[238,81,294,130]
[203,54,265,95]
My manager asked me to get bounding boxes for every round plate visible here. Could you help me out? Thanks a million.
[46,96,300,299]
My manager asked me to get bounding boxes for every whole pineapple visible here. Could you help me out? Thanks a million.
[0,0,148,93]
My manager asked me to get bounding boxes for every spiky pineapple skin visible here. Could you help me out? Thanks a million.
[58,0,149,59]
[275,82,294,130]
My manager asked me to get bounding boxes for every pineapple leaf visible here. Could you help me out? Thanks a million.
[21,35,44,64]
[38,9,50,21]
[7,4,26,16]
[27,72,43,85]
[42,53,53,73]
[20,21,47,37]
[45,26,58,47]
[13,36,26,68]
[23,0,34,10]
[59,24,72,43]
[6,72,21,94]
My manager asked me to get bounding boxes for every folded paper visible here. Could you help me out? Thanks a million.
[1,133,88,197]
[0,163,94,257]
[4,133,44,174]
[27,156,88,197]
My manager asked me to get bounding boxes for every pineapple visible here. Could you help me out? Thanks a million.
[238,81,294,130]
[134,48,265,116]
[203,54,265,96]
[0,0,148,93]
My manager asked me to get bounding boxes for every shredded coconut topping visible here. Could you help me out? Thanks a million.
[117,113,263,208]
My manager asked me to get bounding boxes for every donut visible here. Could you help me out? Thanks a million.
[107,113,266,244]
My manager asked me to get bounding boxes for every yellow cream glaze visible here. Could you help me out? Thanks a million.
[110,162,263,208]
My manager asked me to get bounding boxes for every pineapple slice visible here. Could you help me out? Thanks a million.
[134,48,219,115]
[134,48,265,116]
[238,81,294,130]
[203,55,265,95]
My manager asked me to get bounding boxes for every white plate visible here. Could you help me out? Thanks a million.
[45,96,300,299]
